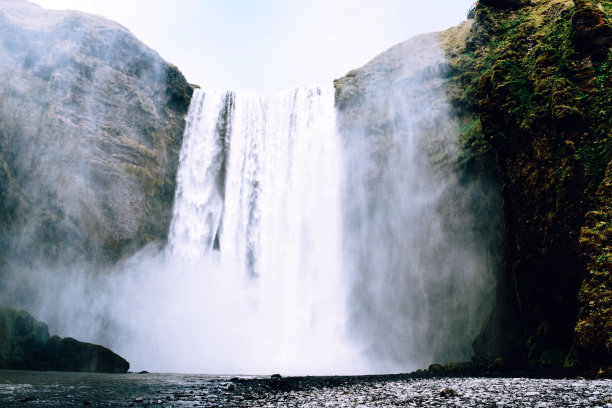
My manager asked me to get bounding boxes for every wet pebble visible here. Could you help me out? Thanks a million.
[1,372,611,407]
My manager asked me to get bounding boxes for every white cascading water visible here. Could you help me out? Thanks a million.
[167,90,227,258]
[162,85,364,374]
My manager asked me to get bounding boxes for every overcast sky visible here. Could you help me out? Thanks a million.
[30,0,474,93]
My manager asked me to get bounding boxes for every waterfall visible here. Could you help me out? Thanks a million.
[162,85,363,374]
[169,86,346,285]
[5,35,498,376]
[157,34,496,374]
[167,90,228,258]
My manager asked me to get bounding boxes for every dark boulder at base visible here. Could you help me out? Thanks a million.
[46,336,129,373]
[0,306,129,373]
[0,306,50,370]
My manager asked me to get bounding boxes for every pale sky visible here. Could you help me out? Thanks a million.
[30,0,474,93]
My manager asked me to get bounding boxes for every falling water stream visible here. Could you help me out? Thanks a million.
[157,86,361,374]
[5,34,498,376]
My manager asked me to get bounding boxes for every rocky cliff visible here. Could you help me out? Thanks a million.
[0,0,193,270]
[335,0,610,377]
[439,0,611,376]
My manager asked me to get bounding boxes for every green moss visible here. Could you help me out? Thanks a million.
[427,363,445,374]
[440,0,612,376]
[489,356,506,369]
[538,349,564,367]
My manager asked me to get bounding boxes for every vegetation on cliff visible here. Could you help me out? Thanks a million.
[439,0,611,376]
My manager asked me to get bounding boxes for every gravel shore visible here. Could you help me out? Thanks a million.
[1,370,610,407]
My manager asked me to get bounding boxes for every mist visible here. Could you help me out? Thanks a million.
[0,1,504,376]
[336,33,502,371]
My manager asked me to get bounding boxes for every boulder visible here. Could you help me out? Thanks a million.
[46,336,129,373]
[0,306,129,373]
[0,306,49,370]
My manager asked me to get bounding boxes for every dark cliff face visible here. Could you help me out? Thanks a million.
[0,0,193,268]
[441,0,611,376]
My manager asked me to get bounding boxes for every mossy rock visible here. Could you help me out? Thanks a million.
[537,349,564,368]
[427,363,446,375]
[488,356,506,369]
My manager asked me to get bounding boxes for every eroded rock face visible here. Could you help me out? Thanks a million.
[340,0,610,377]
[0,0,193,267]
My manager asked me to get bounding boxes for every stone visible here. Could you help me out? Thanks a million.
[440,387,458,397]
[46,336,129,373]
[20,396,36,402]
[0,306,129,373]
[0,306,49,370]
[572,0,612,62]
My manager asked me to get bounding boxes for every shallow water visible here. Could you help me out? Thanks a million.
[0,370,251,407]
[1,370,611,407]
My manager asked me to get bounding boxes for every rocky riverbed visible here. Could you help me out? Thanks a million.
[1,370,611,407]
